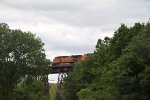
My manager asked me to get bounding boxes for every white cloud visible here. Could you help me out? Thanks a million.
[0,0,149,60]
[8,22,113,60]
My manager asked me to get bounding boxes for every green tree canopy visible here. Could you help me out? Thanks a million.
[63,21,150,100]
[0,23,51,100]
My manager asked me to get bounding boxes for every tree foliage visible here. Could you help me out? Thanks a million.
[63,21,150,100]
[0,23,51,100]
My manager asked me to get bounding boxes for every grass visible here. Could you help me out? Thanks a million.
[49,83,57,100]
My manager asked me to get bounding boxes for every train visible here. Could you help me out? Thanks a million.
[52,54,89,67]
[51,54,90,73]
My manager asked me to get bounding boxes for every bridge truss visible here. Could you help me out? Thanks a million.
[51,63,74,100]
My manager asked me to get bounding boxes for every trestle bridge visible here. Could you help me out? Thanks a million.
[51,54,88,100]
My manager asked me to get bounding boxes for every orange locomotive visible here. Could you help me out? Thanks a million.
[52,54,90,73]
[53,54,88,64]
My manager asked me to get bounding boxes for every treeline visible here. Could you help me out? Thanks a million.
[0,23,51,100]
[63,21,150,100]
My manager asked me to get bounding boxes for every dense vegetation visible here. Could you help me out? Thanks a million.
[63,21,150,100]
[0,23,51,100]
[49,83,57,100]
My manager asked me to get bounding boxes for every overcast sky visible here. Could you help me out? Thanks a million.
[0,0,149,60]
[0,0,149,82]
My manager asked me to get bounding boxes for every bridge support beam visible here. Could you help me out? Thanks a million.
[56,73,67,100]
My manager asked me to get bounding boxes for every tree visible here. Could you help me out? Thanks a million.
[63,21,150,100]
[14,77,49,100]
[63,57,95,100]
[110,23,150,99]
[0,23,50,100]
[80,21,150,100]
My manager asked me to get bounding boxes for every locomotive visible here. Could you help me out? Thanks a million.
[53,54,88,67]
